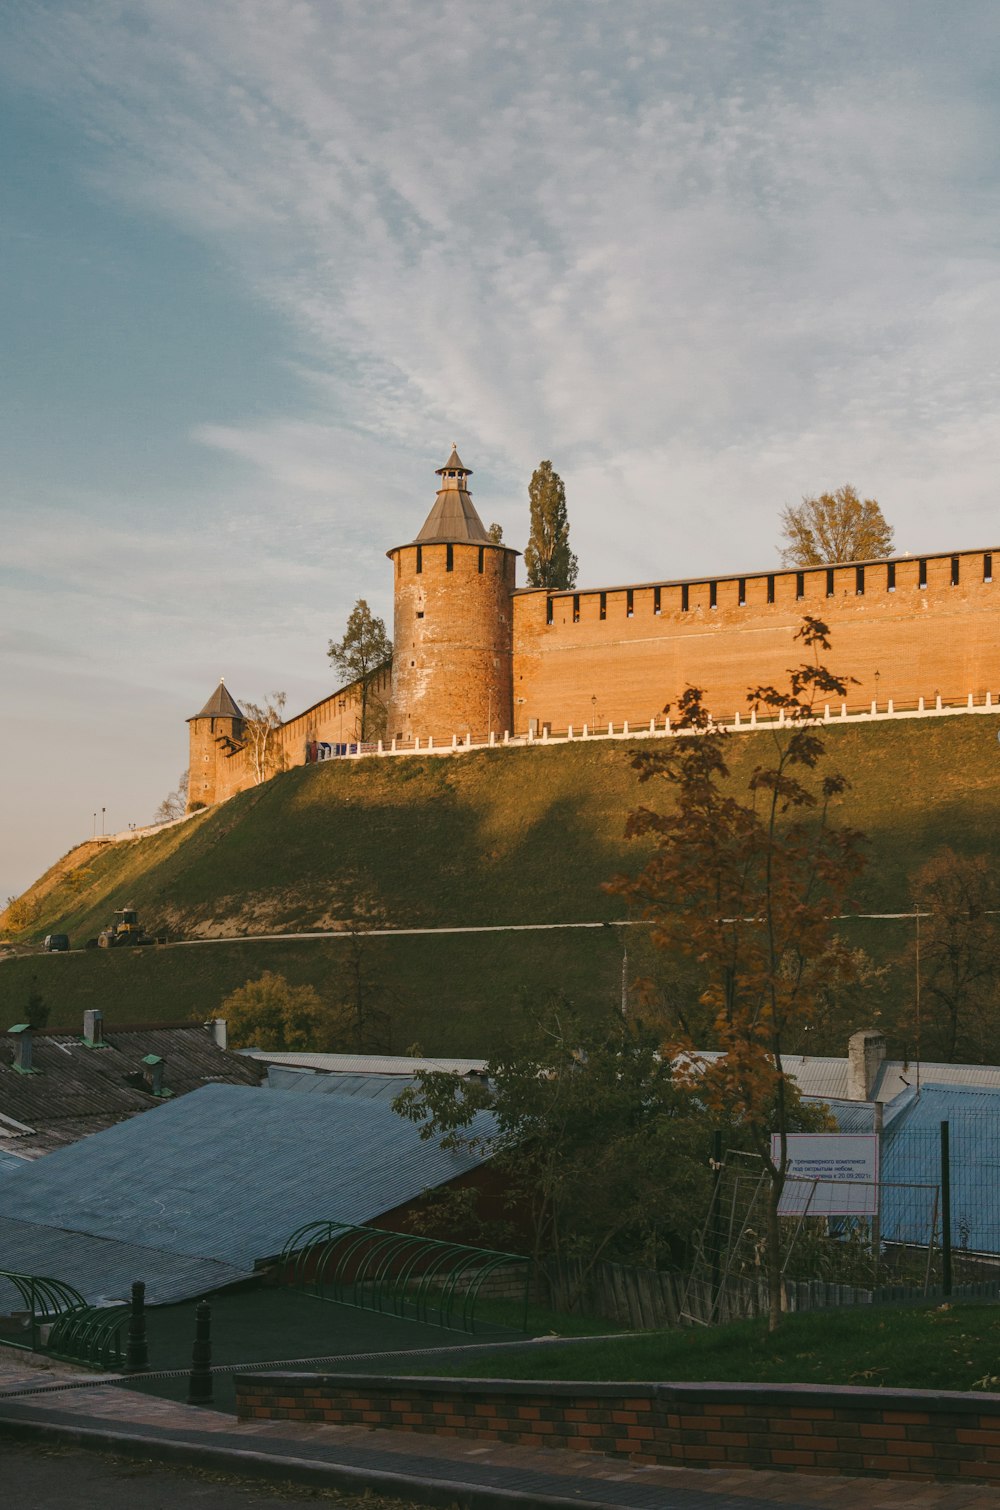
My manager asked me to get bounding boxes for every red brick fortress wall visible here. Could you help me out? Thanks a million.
[512,547,999,737]
[236,1373,1000,1485]
[388,540,516,742]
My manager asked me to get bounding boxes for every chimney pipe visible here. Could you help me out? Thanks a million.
[209,1018,227,1051]
[142,1053,166,1097]
[847,1030,886,1101]
[9,1025,35,1074]
[83,1009,104,1048]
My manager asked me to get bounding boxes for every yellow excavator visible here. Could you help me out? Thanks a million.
[96,907,153,949]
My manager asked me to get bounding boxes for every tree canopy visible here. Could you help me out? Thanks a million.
[222,970,330,1050]
[608,617,867,1331]
[779,485,894,566]
[909,848,1000,1063]
[395,998,709,1285]
[240,693,287,785]
[327,599,392,741]
[524,461,578,589]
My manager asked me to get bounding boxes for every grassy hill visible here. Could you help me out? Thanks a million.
[2,714,998,1048]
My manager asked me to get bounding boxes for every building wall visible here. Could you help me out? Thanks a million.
[192,665,392,808]
[512,548,999,735]
[388,540,516,742]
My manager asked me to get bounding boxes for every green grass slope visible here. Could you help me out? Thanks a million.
[409,1301,1000,1394]
[2,714,998,1043]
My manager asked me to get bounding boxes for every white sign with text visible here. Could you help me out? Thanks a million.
[771,1133,879,1217]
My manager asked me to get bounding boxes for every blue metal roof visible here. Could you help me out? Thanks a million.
[0,1147,31,1178]
[266,1067,416,1101]
[0,1084,495,1304]
[881,1084,1000,1255]
[0,1217,246,1307]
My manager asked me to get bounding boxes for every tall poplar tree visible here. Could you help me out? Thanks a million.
[524,461,578,588]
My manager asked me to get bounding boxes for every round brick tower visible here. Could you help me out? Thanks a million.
[387,447,517,743]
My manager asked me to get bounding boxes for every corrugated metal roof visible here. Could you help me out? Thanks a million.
[240,1049,487,1077]
[0,1147,30,1177]
[881,1085,1000,1254]
[267,1068,416,1101]
[687,1050,1000,1107]
[0,1217,246,1306]
[0,1084,495,1303]
[0,1026,262,1157]
[875,1061,1000,1103]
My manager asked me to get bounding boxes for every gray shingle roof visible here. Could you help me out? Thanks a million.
[0,1083,495,1304]
[0,1025,262,1158]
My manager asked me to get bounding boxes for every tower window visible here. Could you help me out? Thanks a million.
[599,592,607,620]
[546,597,554,625]
[709,580,717,609]
[681,583,689,612]
[626,589,634,617]
[653,586,661,615]
[985,553,993,583]
[416,545,423,575]
[887,561,896,591]
[572,594,580,622]
[478,546,484,573]
[919,558,927,588]
[738,578,746,606]
[856,565,865,596]
[446,543,454,572]
[951,555,960,586]
[826,568,835,598]
[796,571,805,600]
[416,611,424,619]
[767,574,775,604]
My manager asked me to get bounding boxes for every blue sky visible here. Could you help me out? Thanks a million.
[2,0,999,902]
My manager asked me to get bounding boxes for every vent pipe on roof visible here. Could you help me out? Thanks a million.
[205,1018,228,1051]
[83,1009,104,1048]
[142,1053,167,1097]
[8,1025,35,1075]
[847,1030,886,1101]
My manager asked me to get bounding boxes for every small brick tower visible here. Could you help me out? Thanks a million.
[387,447,518,743]
[186,679,244,809]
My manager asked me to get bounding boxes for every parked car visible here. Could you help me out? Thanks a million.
[43,934,70,952]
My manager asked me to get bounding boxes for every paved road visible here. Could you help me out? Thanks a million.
[4,1439,419,1510]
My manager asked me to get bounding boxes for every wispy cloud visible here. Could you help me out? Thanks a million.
[3,0,1000,895]
[7,0,1000,558]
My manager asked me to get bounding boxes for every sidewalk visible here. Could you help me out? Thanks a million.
[2,1355,1000,1509]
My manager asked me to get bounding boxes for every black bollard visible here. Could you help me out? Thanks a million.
[187,1300,213,1405]
[125,1280,149,1373]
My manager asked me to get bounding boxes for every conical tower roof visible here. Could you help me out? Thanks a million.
[189,679,244,721]
[412,445,490,545]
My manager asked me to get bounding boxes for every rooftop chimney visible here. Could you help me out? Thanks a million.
[141,1053,168,1097]
[847,1029,886,1101]
[206,1018,227,1051]
[8,1025,36,1075]
[83,1009,104,1048]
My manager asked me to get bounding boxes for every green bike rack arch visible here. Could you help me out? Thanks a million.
[0,1268,128,1369]
[278,1221,530,1333]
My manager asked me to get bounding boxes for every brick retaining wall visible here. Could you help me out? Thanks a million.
[236,1373,1000,1484]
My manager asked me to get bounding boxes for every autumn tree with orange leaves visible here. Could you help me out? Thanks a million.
[609,618,867,1332]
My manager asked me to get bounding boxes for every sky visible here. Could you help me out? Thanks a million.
[2,0,999,902]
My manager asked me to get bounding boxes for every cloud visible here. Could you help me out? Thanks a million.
[7,0,999,550]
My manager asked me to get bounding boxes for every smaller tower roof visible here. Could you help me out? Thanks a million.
[435,445,471,477]
[412,445,489,545]
[190,679,244,721]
